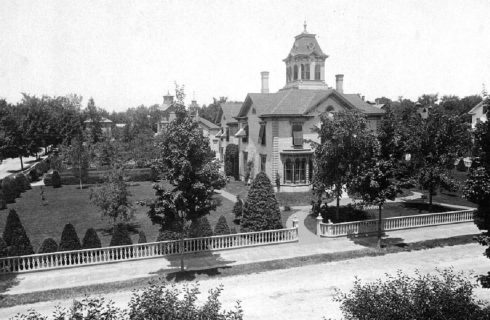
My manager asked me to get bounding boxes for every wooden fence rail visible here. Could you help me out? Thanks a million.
[318,209,475,237]
[0,226,298,273]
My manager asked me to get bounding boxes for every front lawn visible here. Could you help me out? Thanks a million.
[0,182,237,252]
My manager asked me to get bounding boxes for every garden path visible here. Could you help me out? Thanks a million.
[216,189,237,203]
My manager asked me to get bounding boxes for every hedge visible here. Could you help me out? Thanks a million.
[1,177,17,203]
[55,168,154,185]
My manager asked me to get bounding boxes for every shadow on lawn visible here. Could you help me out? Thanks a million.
[347,233,407,249]
[154,250,235,282]
[0,273,19,296]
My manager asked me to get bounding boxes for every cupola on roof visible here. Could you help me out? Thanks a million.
[283,22,328,61]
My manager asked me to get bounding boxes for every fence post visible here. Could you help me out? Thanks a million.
[316,213,323,236]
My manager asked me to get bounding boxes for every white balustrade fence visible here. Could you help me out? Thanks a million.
[0,226,298,274]
[318,209,475,237]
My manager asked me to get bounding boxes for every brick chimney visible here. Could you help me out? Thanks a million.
[261,71,270,94]
[335,74,344,94]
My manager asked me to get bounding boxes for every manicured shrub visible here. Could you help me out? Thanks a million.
[59,223,82,251]
[43,172,53,186]
[16,173,30,191]
[233,196,243,220]
[214,215,231,236]
[110,223,133,246]
[138,231,147,243]
[0,190,6,210]
[0,237,8,258]
[150,166,159,182]
[2,177,17,203]
[241,172,282,232]
[38,238,58,253]
[456,158,467,172]
[3,209,34,256]
[82,228,102,249]
[156,230,181,241]
[230,227,237,234]
[51,170,61,188]
[188,217,213,238]
[28,169,39,182]
[224,144,239,179]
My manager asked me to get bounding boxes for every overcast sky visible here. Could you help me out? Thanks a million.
[1,0,489,112]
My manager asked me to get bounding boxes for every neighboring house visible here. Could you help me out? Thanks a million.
[216,102,243,161]
[156,94,221,157]
[223,25,384,192]
[468,101,488,129]
[84,117,113,137]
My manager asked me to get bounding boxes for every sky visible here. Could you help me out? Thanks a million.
[1,0,489,112]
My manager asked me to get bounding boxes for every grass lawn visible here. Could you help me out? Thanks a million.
[0,182,237,252]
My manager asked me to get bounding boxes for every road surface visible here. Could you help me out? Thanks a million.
[1,243,489,319]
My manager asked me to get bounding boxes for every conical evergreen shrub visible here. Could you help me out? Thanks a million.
[38,238,58,253]
[240,172,282,232]
[3,209,33,255]
[59,223,81,251]
[138,231,147,243]
[110,223,133,246]
[188,217,213,238]
[0,237,8,257]
[233,196,243,220]
[51,170,61,188]
[82,228,101,249]
[214,215,231,235]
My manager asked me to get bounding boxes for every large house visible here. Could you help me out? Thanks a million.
[218,25,384,192]
[468,100,488,130]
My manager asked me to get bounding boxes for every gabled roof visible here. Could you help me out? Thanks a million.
[217,102,243,124]
[197,116,220,130]
[237,89,384,118]
[468,101,484,114]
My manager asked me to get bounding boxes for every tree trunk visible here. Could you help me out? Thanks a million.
[377,205,383,249]
[429,187,433,213]
[79,165,83,190]
[19,156,24,171]
[180,223,185,272]
[336,196,340,221]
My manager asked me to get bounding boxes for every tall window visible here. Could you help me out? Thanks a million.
[300,64,305,80]
[226,127,230,142]
[304,63,310,80]
[283,156,311,184]
[260,154,266,172]
[258,123,266,145]
[287,67,292,82]
[292,122,303,146]
[315,64,321,80]
[293,65,298,80]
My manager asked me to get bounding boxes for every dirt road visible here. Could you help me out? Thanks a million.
[2,243,490,319]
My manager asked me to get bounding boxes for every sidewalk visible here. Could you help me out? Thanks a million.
[3,222,479,296]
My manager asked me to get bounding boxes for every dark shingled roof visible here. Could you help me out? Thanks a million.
[219,102,243,124]
[197,116,220,130]
[284,32,328,61]
[237,90,384,118]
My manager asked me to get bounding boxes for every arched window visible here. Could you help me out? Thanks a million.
[300,64,305,80]
[287,67,291,82]
[293,65,298,80]
[315,64,321,80]
[305,64,310,80]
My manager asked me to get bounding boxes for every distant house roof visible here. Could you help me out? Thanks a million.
[237,90,384,118]
[218,102,243,124]
[84,117,112,123]
[468,101,484,114]
[197,116,220,130]
[115,123,127,128]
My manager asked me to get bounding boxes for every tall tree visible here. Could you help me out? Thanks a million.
[147,86,226,271]
[85,98,103,143]
[312,111,377,219]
